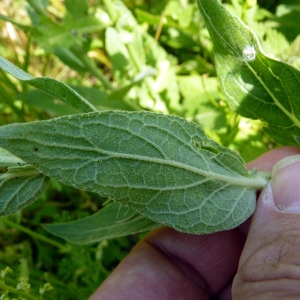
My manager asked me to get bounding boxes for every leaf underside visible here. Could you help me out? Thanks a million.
[0,172,49,216]
[44,202,161,245]
[0,111,257,234]
[0,148,49,216]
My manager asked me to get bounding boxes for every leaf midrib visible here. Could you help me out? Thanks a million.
[99,150,267,189]
[246,61,300,128]
[36,141,267,189]
[198,0,300,129]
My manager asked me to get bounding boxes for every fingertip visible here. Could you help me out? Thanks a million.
[271,155,300,213]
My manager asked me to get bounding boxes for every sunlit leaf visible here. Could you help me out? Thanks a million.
[197,0,300,146]
[0,56,97,113]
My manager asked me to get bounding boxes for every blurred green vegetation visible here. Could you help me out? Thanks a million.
[0,0,299,298]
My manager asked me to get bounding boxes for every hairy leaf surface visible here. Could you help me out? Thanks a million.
[0,148,25,167]
[0,148,49,216]
[44,202,161,245]
[197,0,300,146]
[0,111,267,234]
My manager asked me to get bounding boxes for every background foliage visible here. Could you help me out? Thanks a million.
[0,0,299,298]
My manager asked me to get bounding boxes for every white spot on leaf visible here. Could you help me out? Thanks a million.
[242,45,256,62]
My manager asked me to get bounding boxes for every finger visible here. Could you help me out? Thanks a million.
[239,146,300,235]
[90,227,245,300]
[145,227,245,295]
[233,148,300,298]
[246,146,300,172]
[90,147,300,299]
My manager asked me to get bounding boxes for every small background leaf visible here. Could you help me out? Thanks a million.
[0,56,97,113]
[44,202,161,245]
[0,149,49,216]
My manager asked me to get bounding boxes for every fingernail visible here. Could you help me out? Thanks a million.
[271,155,300,213]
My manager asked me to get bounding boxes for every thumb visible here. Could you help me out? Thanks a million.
[233,155,300,299]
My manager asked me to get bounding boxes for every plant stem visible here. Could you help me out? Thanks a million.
[0,281,38,299]
[126,43,168,112]
[126,43,141,73]
[102,0,118,22]
[0,84,24,122]
[2,219,65,250]
[1,167,42,180]
[0,69,19,94]
[82,54,114,90]
[26,0,48,16]
[71,47,114,91]
[257,171,272,181]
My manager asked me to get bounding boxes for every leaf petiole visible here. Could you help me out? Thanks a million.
[256,171,272,181]
[0,167,42,180]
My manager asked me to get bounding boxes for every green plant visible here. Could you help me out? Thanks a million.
[0,0,299,240]
[0,0,299,297]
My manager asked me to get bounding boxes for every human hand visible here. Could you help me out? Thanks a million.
[90,147,300,299]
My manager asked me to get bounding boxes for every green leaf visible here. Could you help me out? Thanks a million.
[23,85,135,116]
[108,67,157,103]
[44,202,161,245]
[30,11,105,52]
[0,111,268,234]
[178,75,226,139]
[75,86,134,111]
[105,27,130,82]
[197,0,300,146]
[0,56,97,113]
[54,47,87,74]
[0,148,25,168]
[23,90,78,116]
[65,0,88,18]
[0,150,49,216]
[0,14,30,31]
[275,4,300,42]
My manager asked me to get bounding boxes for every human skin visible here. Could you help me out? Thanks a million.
[90,146,300,299]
